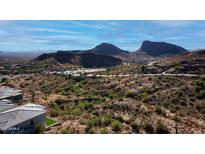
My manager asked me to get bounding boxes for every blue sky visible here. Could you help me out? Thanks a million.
[0,20,205,52]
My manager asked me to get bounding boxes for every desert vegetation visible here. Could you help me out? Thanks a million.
[1,66,204,134]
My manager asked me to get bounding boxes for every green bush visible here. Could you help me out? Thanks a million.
[85,120,94,132]
[92,110,100,116]
[71,108,82,116]
[130,122,139,133]
[100,128,108,134]
[155,106,163,115]
[137,92,149,102]
[61,128,72,134]
[102,114,112,126]
[50,109,61,117]
[111,120,122,132]
[55,98,67,106]
[140,65,146,73]
[126,90,137,99]
[83,102,94,111]
[109,93,120,100]
[144,122,154,134]
[196,90,205,99]
[86,116,102,128]
[194,78,205,99]
[34,124,45,134]
[156,120,170,134]
[0,77,7,83]
[195,103,205,114]
[114,114,124,122]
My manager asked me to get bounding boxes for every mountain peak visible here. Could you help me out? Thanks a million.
[94,43,122,51]
[139,40,189,57]
[92,43,129,56]
[97,43,115,46]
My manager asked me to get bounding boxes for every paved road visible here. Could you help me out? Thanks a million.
[0,72,203,81]
[85,72,204,78]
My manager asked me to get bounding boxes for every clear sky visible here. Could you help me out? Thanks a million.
[0,20,205,52]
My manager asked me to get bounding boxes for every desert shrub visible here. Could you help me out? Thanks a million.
[50,109,61,117]
[111,120,122,132]
[137,92,149,102]
[195,103,205,114]
[195,78,205,87]
[55,98,67,106]
[34,124,45,134]
[100,128,108,134]
[194,78,205,99]
[127,90,137,99]
[42,86,51,94]
[155,106,163,115]
[140,65,146,73]
[71,85,81,93]
[172,114,181,122]
[61,128,72,134]
[156,120,170,134]
[80,102,94,111]
[71,108,82,116]
[170,98,180,105]
[92,110,100,116]
[87,128,95,134]
[102,114,112,126]
[85,120,94,132]
[114,114,124,122]
[108,93,121,100]
[130,122,139,133]
[196,90,205,99]
[85,116,102,133]
[86,116,102,128]
[144,122,154,134]
[92,116,102,127]
[0,77,7,83]
[72,76,85,82]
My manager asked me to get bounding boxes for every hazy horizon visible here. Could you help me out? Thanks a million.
[0,20,205,52]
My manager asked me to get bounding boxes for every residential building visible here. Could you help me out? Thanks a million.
[0,103,46,134]
[0,86,23,103]
[0,99,16,112]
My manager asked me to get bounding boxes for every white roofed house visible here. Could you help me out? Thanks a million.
[0,86,23,103]
[0,99,16,112]
[0,103,46,134]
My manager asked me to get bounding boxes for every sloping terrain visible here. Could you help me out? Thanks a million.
[36,51,122,68]
[2,63,204,134]
[137,40,189,57]
[90,43,129,57]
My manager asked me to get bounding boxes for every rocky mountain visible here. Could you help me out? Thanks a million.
[35,51,122,68]
[90,43,129,57]
[35,41,191,65]
[193,49,205,55]
[138,41,189,57]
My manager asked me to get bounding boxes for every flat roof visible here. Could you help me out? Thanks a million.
[0,103,46,131]
[0,86,22,100]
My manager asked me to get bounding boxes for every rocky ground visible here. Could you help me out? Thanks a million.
[1,67,204,134]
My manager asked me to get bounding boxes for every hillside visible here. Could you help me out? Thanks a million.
[90,43,129,57]
[35,51,122,68]
[138,41,189,57]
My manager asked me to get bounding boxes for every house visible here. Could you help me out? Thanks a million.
[0,99,16,112]
[0,103,46,134]
[0,86,23,103]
